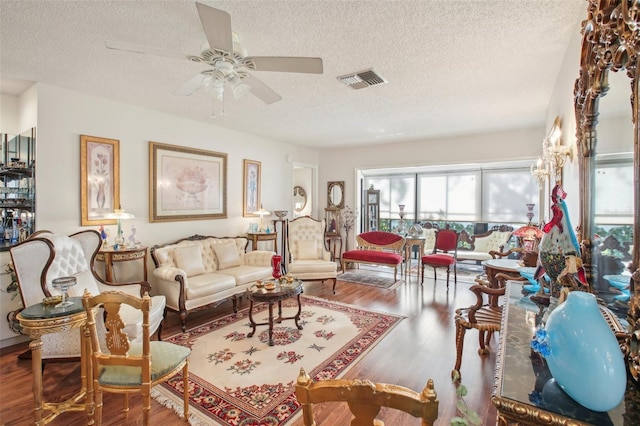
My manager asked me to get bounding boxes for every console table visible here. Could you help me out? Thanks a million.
[96,245,148,283]
[492,282,639,425]
[247,232,278,253]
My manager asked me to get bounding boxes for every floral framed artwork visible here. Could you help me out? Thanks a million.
[80,135,120,226]
[243,159,261,217]
[149,142,227,222]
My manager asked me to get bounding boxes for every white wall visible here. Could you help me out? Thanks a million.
[0,94,19,135]
[31,83,319,248]
[1,87,37,136]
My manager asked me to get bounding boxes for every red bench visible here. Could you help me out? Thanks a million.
[341,231,405,280]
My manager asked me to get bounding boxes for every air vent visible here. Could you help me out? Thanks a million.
[337,69,387,90]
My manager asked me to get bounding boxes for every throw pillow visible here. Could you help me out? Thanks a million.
[297,239,318,260]
[213,242,242,270]
[174,245,206,277]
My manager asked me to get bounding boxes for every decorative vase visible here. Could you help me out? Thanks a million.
[271,255,282,279]
[535,291,626,412]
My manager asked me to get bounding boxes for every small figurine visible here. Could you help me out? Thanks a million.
[99,224,108,249]
[128,225,138,247]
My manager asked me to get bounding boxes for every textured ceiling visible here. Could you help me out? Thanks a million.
[0,0,586,148]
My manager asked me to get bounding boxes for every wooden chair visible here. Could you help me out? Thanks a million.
[82,290,190,425]
[452,274,509,378]
[421,228,459,288]
[295,368,439,426]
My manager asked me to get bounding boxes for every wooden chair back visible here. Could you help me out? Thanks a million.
[295,368,438,426]
[82,290,190,425]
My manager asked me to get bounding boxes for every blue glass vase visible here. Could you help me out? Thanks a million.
[542,291,626,412]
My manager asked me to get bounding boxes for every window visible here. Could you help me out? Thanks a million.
[595,158,633,225]
[418,172,479,221]
[362,162,538,229]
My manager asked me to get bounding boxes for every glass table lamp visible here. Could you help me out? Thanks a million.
[105,208,135,249]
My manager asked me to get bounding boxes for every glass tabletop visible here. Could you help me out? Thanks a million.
[19,297,84,319]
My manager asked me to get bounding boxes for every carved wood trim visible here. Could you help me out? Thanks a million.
[574,0,640,384]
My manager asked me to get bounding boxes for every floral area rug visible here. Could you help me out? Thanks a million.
[152,295,403,425]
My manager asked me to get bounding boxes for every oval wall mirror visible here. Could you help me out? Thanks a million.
[327,181,344,208]
[293,186,307,212]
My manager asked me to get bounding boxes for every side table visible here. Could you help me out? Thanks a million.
[247,232,278,253]
[95,245,148,282]
[405,236,426,276]
[17,297,94,425]
[325,234,343,267]
[246,280,303,346]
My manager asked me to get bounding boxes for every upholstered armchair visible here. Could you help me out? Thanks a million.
[287,216,338,293]
[10,230,166,360]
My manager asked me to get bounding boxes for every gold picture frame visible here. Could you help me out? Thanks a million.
[149,142,227,222]
[243,159,261,217]
[80,135,120,226]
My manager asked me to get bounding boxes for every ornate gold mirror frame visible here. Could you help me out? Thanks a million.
[574,0,640,380]
[327,181,345,209]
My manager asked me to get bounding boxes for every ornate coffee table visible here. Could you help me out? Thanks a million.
[246,280,304,346]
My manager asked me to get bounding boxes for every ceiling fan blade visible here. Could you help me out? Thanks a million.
[243,74,282,104]
[196,3,233,54]
[175,73,207,96]
[105,40,192,61]
[247,57,323,74]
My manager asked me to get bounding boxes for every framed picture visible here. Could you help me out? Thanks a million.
[243,159,261,217]
[80,135,120,226]
[149,142,227,222]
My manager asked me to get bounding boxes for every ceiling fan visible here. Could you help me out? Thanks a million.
[105,2,323,105]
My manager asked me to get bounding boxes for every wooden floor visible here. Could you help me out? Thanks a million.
[0,265,498,425]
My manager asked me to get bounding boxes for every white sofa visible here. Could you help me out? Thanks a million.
[150,235,275,332]
[456,226,513,264]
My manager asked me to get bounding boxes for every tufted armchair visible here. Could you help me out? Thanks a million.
[287,216,338,293]
[10,230,166,360]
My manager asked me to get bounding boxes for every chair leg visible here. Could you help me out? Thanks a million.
[331,278,337,294]
[433,267,437,282]
[454,262,457,284]
[453,322,466,377]
[478,331,489,355]
[157,307,167,341]
[143,384,151,425]
[420,263,425,284]
[180,310,188,333]
[445,266,450,289]
[95,386,103,426]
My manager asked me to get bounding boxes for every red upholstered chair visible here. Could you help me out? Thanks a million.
[421,228,459,288]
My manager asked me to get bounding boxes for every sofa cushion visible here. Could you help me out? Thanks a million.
[342,249,403,265]
[288,260,338,274]
[174,245,206,277]
[218,265,273,286]
[213,242,242,269]
[186,273,236,299]
[297,239,319,260]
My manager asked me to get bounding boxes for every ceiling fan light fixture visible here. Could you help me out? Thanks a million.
[229,75,250,99]
[215,60,234,75]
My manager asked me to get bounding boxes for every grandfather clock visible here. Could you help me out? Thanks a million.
[363,186,380,232]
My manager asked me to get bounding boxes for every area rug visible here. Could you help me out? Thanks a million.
[152,295,403,425]
[338,271,403,289]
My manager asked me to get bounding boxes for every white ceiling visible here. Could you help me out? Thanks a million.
[0,0,586,148]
